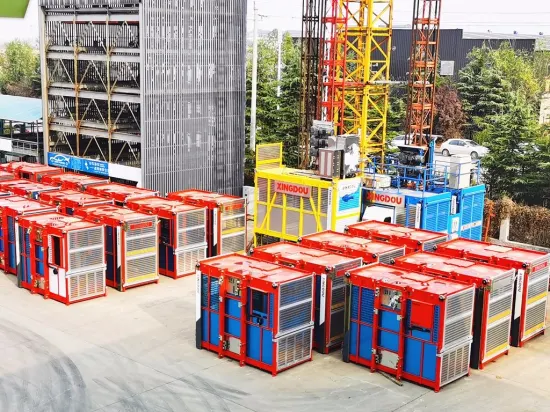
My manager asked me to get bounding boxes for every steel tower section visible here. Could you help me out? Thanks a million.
[39,0,246,196]
[405,0,441,147]
[299,0,326,169]
[320,0,393,168]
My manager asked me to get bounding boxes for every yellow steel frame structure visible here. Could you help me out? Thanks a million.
[253,144,361,245]
[333,0,393,169]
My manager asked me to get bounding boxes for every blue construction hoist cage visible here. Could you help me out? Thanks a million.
[363,154,486,241]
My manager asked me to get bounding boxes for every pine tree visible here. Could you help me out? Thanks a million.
[458,48,512,137]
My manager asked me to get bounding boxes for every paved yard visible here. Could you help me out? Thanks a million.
[0,273,549,412]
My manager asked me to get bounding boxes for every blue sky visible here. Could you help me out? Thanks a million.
[1,0,549,47]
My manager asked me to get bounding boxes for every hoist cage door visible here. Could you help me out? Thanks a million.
[175,208,208,277]
[220,199,247,255]
[66,226,106,303]
[123,216,159,288]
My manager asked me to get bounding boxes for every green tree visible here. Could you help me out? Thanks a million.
[492,44,540,108]
[481,94,545,201]
[457,46,512,136]
[244,31,302,184]
[277,33,301,168]
[0,40,40,97]
[386,91,406,140]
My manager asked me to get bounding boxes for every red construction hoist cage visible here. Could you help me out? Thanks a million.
[7,182,60,200]
[434,238,549,348]
[126,197,208,279]
[197,253,315,376]
[0,196,57,278]
[75,205,159,291]
[0,161,41,174]
[250,241,362,353]
[343,264,475,392]
[393,252,515,369]
[0,171,16,181]
[405,0,442,147]
[16,164,63,183]
[86,182,159,206]
[167,190,248,257]
[17,213,106,305]
[42,172,109,192]
[345,220,448,253]
[299,230,405,264]
[39,190,114,215]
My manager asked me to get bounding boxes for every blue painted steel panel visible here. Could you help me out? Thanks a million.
[380,310,400,332]
[209,313,219,346]
[404,338,422,377]
[351,286,359,321]
[35,244,44,276]
[159,244,167,270]
[201,309,209,342]
[0,226,3,252]
[167,246,174,272]
[422,344,438,381]
[280,281,312,306]
[226,298,241,318]
[358,325,373,360]
[24,228,32,284]
[8,216,15,271]
[360,288,374,324]
[247,325,261,361]
[349,322,358,356]
[433,306,440,343]
[411,329,432,341]
[269,294,274,328]
[378,330,399,352]
[201,275,208,306]
[210,280,219,311]
[225,317,241,338]
[263,330,273,366]
[460,185,485,241]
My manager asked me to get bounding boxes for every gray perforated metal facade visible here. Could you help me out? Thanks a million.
[39,0,246,196]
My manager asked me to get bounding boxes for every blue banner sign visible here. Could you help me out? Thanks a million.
[47,152,109,177]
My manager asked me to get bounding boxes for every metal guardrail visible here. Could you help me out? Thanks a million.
[11,140,40,156]
[364,158,482,193]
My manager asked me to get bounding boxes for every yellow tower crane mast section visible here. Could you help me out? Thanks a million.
[320,0,393,169]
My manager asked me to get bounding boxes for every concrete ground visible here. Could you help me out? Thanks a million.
[0,273,549,412]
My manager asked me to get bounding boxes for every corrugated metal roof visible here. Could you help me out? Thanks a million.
[0,95,42,123]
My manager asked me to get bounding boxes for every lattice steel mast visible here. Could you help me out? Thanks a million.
[299,0,327,168]
[319,0,393,169]
[405,0,442,148]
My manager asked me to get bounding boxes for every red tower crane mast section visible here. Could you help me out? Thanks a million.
[405,0,442,148]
